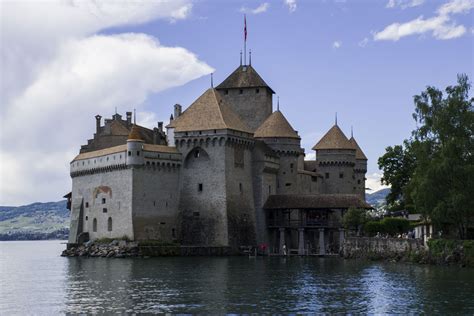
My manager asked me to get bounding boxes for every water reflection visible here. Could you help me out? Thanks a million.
[1,241,473,314]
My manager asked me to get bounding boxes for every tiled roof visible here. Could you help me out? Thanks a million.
[73,145,127,161]
[215,65,275,93]
[170,88,252,133]
[349,137,368,160]
[143,144,179,154]
[254,111,300,139]
[264,194,372,210]
[127,124,144,141]
[312,125,354,150]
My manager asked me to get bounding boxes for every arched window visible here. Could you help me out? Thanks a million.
[108,217,112,232]
[93,218,97,232]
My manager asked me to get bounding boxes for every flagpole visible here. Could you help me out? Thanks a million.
[244,14,246,65]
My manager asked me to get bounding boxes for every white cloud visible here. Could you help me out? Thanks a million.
[386,0,425,9]
[284,0,297,13]
[366,173,390,193]
[332,41,342,48]
[358,37,369,47]
[0,1,213,205]
[374,0,473,41]
[240,3,270,14]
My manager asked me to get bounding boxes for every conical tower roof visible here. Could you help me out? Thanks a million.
[216,65,274,93]
[169,88,252,133]
[349,137,368,160]
[312,125,353,150]
[127,124,143,141]
[254,111,300,139]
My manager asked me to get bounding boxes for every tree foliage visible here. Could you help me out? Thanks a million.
[343,208,368,231]
[378,74,474,239]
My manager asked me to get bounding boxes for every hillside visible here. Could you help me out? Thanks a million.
[0,201,69,240]
[366,188,390,210]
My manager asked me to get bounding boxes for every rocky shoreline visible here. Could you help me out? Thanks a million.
[61,240,140,258]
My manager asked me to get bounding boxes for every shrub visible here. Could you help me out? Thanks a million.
[364,221,385,236]
[363,218,411,236]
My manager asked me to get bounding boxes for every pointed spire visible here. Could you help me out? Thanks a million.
[170,114,174,121]
[133,108,136,125]
[351,125,353,138]
[335,112,338,126]
[277,96,280,111]
[249,49,252,66]
[211,73,214,88]
[240,50,242,66]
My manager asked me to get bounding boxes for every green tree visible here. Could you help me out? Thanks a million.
[343,208,368,235]
[379,74,474,239]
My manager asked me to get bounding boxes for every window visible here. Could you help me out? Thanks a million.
[108,217,112,232]
[339,173,344,179]
[103,208,108,213]
[239,89,243,94]
[198,183,203,192]
[256,88,260,94]
[146,161,150,165]
[85,202,89,208]
[285,183,292,187]
[128,151,131,156]
[93,218,97,232]
[325,173,329,179]
[239,183,243,193]
[160,222,166,225]
[85,216,88,221]
[224,90,229,95]
[102,198,106,204]
[172,228,176,238]
[358,179,361,184]
[137,151,140,156]
[193,211,200,217]
[194,149,200,158]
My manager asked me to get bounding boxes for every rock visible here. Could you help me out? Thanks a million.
[118,240,127,247]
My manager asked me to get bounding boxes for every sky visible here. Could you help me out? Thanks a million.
[1,0,473,206]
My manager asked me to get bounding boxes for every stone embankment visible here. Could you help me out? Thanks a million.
[343,237,425,262]
[61,240,140,258]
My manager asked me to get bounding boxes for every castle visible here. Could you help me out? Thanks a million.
[67,58,371,255]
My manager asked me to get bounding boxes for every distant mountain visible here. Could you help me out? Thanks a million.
[0,201,69,241]
[366,188,390,210]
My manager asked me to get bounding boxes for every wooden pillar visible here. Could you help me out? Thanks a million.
[319,228,325,256]
[279,228,286,255]
[298,228,305,255]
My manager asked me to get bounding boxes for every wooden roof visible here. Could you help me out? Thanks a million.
[349,137,368,160]
[215,65,275,93]
[254,111,300,139]
[169,88,252,133]
[73,145,126,161]
[312,125,354,150]
[127,124,144,141]
[143,144,179,154]
[264,194,372,210]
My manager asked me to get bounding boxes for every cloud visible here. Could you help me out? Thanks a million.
[366,173,390,193]
[332,41,342,48]
[284,0,297,13]
[0,1,213,205]
[240,3,270,14]
[358,37,369,47]
[374,0,473,41]
[386,0,425,9]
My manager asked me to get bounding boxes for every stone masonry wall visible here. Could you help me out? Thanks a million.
[343,237,425,259]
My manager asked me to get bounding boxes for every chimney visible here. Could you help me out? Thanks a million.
[126,112,132,125]
[174,104,182,119]
[158,121,163,132]
[95,115,102,133]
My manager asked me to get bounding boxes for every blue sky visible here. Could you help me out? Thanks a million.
[1,0,473,205]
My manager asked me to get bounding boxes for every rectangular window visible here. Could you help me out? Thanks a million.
[198,183,203,192]
[225,90,229,95]
[128,151,131,156]
[269,185,272,194]
[256,88,260,94]
[239,89,243,94]
[325,173,329,179]
[103,208,107,213]
[358,179,361,184]
[239,183,243,193]
[137,151,140,156]
[339,173,344,179]
[85,202,89,208]
[193,211,200,217]
[102,198,106,204]
[285,183,291,187]
[172,228,176,238]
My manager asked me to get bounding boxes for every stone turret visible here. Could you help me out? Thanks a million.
[254,110,303,194]
[349,136,368,200]
[216,64,274,131]
[313,124,356,194]
[126,125,144,166]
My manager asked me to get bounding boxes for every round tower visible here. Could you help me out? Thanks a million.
[313,124,356,194]
[254,110,302,194]
[126,125,144,166]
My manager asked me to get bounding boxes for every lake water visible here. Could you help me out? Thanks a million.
[1,240,473,314]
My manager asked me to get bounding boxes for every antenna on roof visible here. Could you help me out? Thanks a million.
[277,96,280,111]
[115,106,117,114]
[211,73,214,88]
[335,112,338,126]
[249,49,252,66]
[351,126,353,138]
[133,108,136,125]
[240,50,242,66]
[243,14,247,65]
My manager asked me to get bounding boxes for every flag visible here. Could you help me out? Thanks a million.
[244,15,247,42]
